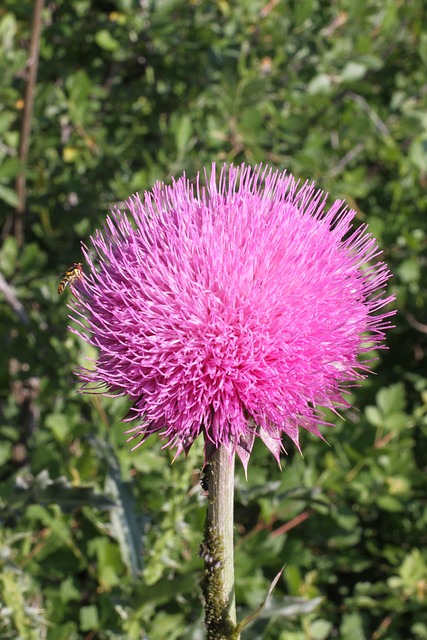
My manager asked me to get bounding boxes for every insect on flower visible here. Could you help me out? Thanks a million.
[58,262,83,295]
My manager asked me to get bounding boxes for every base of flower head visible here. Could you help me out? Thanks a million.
[122,405,332,474]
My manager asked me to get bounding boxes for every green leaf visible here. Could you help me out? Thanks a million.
[341,62,367,82]
[92,438,144,578]
[365,405,382,427]
[408,137,427,172]
[307,74,332,95]
[0,13,17,52]
[0,156,21,179]
[6,470,116,514]
[174,114,193,153]
[0,183,18,207]
[397,257,420,284]
[376,495,403,512]
[310,619,334,640]
[59,577,81,603]
[376,383,406,415]
[95,29,120,52]
[92,537,122,588]
[419,33,427,66]
[383,411,408,431]
[79,605,99,631]
[340,612,366,640]
[0,235,18,275]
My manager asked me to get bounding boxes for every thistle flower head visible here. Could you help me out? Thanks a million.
[70,164,395,471]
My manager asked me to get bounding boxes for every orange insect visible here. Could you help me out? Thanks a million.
[57,262,83,295]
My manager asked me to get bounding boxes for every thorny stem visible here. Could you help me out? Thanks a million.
[201,447,239,639]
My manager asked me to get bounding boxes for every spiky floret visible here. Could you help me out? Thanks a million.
[70,164,395,472]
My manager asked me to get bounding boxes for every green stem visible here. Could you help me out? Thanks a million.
[201,446,239,639]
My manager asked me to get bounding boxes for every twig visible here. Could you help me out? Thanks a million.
[406,313,427,334]
[347,92,390,136]
[327,142,365,178]
[15,0,45,247]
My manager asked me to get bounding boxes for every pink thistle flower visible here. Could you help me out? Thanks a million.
[70,164,395,472]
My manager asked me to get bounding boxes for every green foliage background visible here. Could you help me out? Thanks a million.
[1,0,426,638]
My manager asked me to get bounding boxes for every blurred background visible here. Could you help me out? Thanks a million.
[0,1,426,639]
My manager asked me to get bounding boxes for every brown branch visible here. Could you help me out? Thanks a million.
[15,0,45,247]
[271,510,313,537]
